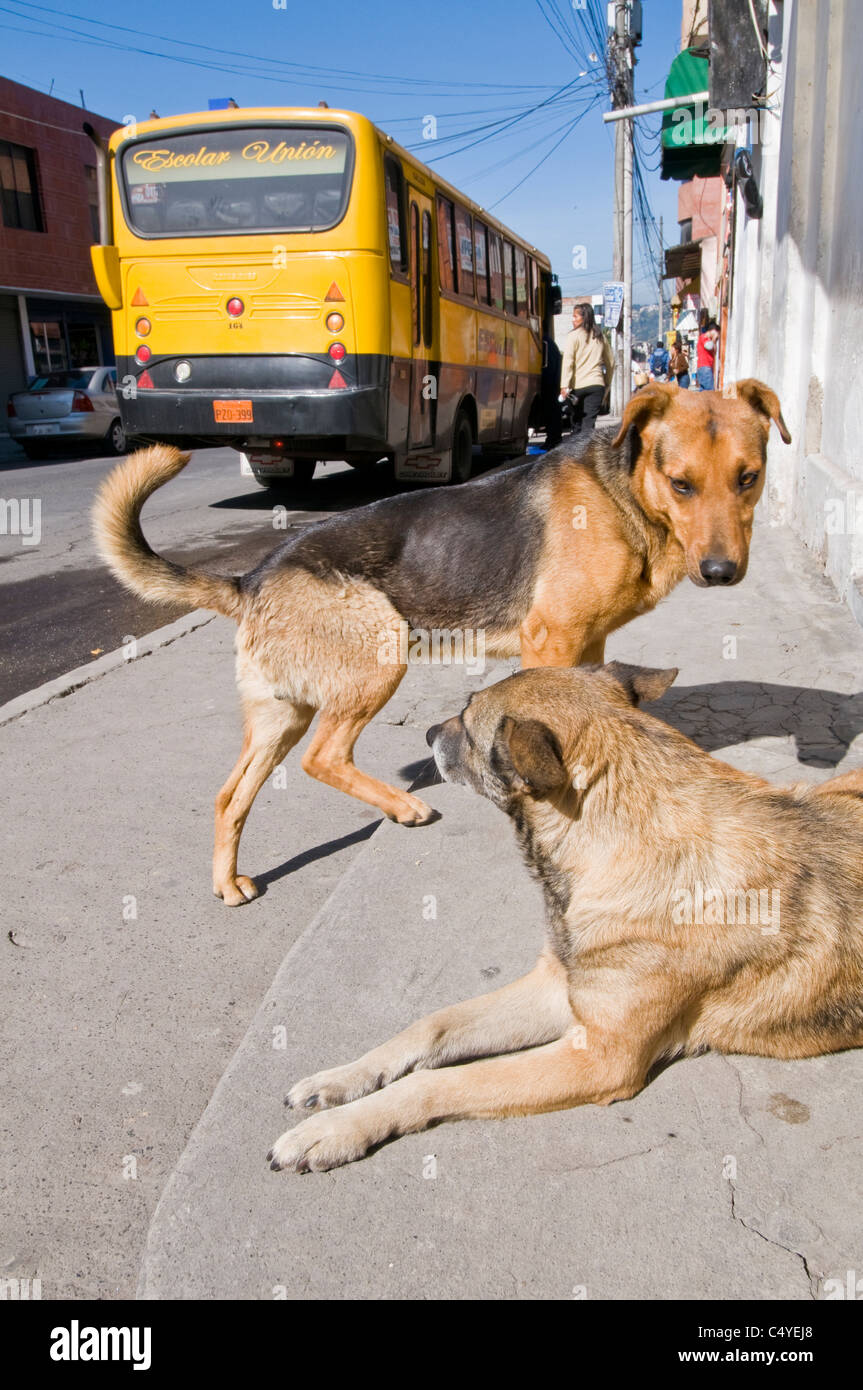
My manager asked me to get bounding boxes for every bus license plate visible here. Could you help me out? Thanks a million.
[213,401,253,423]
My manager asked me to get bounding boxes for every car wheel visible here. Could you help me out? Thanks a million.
[106,419,127,455]
[450,409,475,484]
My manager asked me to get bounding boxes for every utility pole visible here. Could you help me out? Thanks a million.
[658,215,664,342]
[609,2,635,415]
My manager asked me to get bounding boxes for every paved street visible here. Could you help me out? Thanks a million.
[0,443,413,704]
[1,507,861,1299]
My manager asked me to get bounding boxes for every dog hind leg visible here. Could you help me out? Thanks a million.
[213,693,314,906]
[300,656,435,825]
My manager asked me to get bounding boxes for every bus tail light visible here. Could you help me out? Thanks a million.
[135,317,151,337]
[72,391,95,412]
[136,345,151,365]
[328,342,346,362]
[138,371,154,390]
[325,312,344,333]
[226,298,244,317]
[324,282,345,302]
[328,370,347,390]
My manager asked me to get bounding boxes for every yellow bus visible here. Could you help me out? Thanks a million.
[87,106,560,487]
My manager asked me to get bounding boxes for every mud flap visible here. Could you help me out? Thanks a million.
[394,446,453,483]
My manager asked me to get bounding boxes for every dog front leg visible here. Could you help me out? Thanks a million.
[283,951,572,1114]
[268,1027,647,1172]
[520,613,589,668]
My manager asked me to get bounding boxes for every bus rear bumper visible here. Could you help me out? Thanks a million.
[118,385,388,453]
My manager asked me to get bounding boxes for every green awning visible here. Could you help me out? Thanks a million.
[660,47,726,182]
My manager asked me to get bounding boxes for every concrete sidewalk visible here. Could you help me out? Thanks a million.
[2,518,863,1300]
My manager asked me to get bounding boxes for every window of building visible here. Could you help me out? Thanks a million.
[454,204,474,298]
[85,164,100,242]
[474,220,490,305]
[0,140,44,231]
[437,195,456,293]
[515,247,528,317]
[679,218,693,243]
[30,321,67,374]
[489,233,504,311]
[384,156,407,272]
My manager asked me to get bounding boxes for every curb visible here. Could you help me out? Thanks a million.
[0,609,215,727]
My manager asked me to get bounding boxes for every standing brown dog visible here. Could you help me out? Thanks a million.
[93,380,789,904]
[268,664,863,1172]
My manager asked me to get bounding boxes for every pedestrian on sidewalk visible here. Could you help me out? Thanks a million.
[649,339,670,381]
[561,302,614,440]
[670,331,690,390]
[696,319,718,391]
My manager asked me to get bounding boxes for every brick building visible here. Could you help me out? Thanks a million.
[0,78,118,421]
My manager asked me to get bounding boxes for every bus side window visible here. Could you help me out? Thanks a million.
[410,201,421,346]
[474,220,490,306]
[529,258,539,317]
[384,156,407,274]
[515,248,528,318]
[454,204,474,300]
[422,209,433,348]
[503,241,515,315]
[489,233,504,311]
[437,195,456,293]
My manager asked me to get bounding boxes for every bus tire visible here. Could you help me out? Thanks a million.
[450,409,474,485]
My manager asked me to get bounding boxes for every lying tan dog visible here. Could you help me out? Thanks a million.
[93,380,789,905]
[268,663,863,1172]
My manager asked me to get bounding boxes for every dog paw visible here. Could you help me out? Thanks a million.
[213,875,259,906]
[267,1108,374,1173]
[395,796,439,827]
[285,1063,382,1113]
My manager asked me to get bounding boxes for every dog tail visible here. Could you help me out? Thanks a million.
[92,444,244,619]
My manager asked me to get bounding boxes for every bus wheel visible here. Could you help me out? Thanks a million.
[253,460,316,490]
[451,410,475,484]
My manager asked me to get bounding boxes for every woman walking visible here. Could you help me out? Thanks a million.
[670,331,690,390]
[561,302,614,441]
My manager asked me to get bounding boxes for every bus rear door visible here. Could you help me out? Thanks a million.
[407,190,437,450]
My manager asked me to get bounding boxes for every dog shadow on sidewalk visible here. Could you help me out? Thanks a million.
[402,681,863,787]
[641,680,863,769]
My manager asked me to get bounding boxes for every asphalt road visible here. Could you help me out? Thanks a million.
[0,444,424,706]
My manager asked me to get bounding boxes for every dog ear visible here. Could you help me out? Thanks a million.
[732,379,792,444]
[492,715,568,797]
[611,383,675,448]
[604,661,679,705]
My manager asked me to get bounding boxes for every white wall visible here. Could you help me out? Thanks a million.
[723,0,863,625]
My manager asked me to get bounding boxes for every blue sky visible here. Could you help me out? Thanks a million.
[1,0,685,300]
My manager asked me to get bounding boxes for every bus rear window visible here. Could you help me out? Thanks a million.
[120,126,353,236]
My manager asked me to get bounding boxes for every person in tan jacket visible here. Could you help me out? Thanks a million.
[561,302,615,440]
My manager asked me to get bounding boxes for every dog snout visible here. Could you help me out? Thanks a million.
[426,722,442,748]
[699,556,739,586]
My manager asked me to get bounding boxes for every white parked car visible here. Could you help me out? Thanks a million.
[6,367,127,459]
